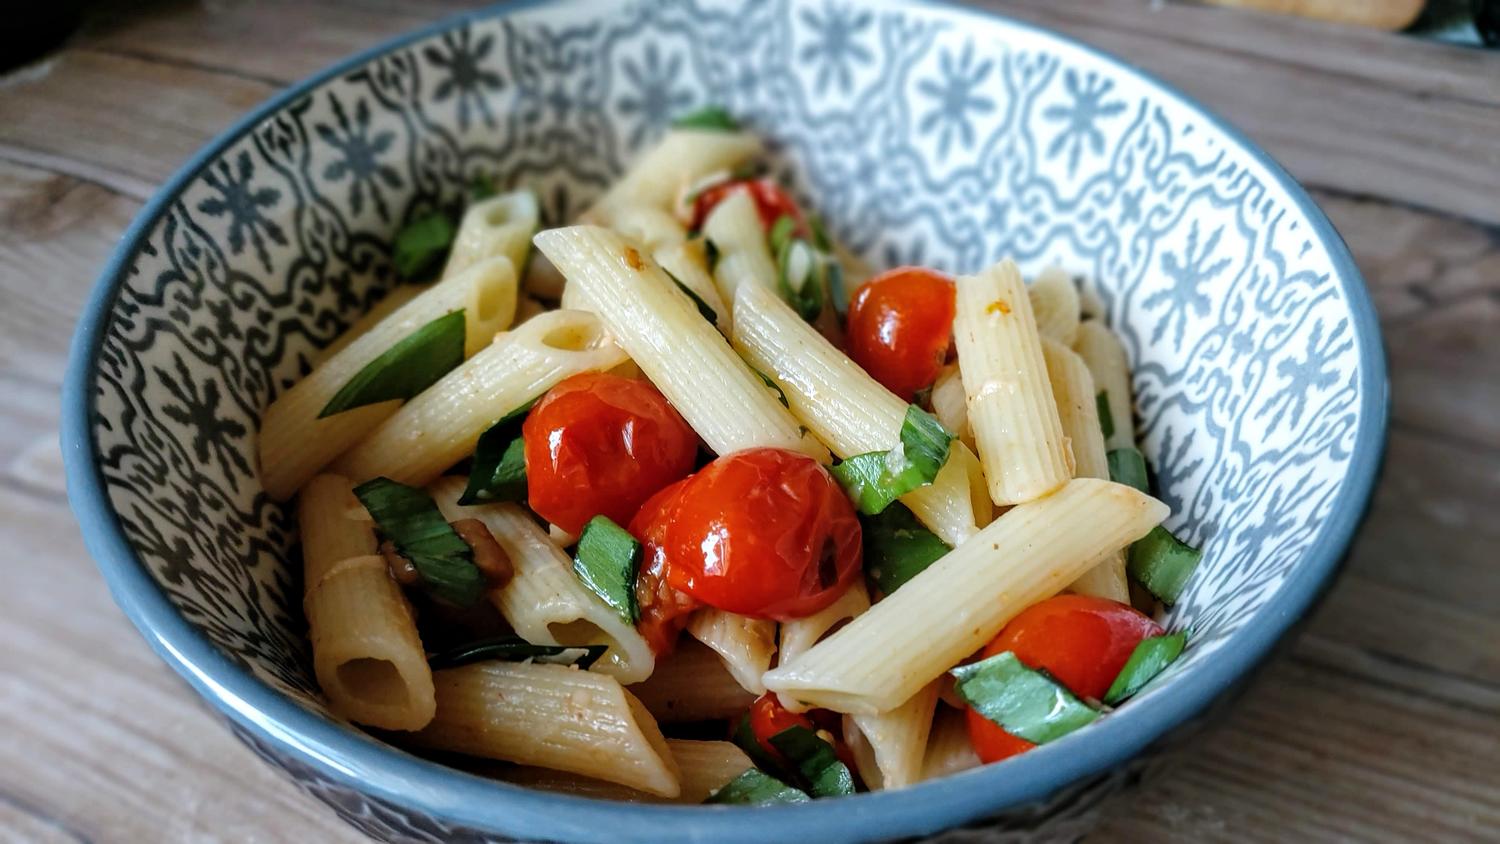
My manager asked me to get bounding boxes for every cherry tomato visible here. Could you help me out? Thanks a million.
[628,478,699,655]
[664,448,861,620]
[691,178,805,233]
[845,268,955,401]
[523,372,698,535]
[966,594,1163,763]
[748,693,816,756]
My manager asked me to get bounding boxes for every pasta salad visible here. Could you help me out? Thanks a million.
[261,106,1204,804]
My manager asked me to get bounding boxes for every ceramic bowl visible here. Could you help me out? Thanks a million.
[63,0,1387,841]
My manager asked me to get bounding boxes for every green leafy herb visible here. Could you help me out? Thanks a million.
[1103,631,1187,705]
[831,405,956,515]
[768,726,856,798]
[664,269,718,324]
[1127,526,1202,605]
[572,516,642,624]
[768,214,798,257]
[1106,447,1150,493]
[319,310,466,417]
[427,634,607,671]
[469,174,498,201]
[749,365,790,408]
[672,105,740,132]
[862,503,951,596]
[354,477,486,607]
[950,651,1100,744]
[393,212,457,280]
[1096,391,1115,440]
[705,769,809,805]
[806,213,832,253]
[731,712,785,774]
[775,237,825,321]
[459,397,539,505]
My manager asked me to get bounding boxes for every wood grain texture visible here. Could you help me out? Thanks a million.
[0,1,1495,841]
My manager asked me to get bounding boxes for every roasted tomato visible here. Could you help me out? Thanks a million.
[691,178,805,233]
[522,372,698,535]
[628,478,699,655]
[748,693,817,756]
[845,267,955,401]
[966,594,1164,763]
[663,448,861,620]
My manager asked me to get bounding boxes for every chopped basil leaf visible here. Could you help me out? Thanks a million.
[1128,526,1202,605]
[319,310,466,417]
[706,769,809,805]
[862,503,950,596]
[951,651,1100,744]
[749,365,790,408]
[664,269,718,324]
[573,516,642,624]
[672,105,739,132]
[776,237,825,321]
[825,259,848,319]
[1106,447,1150,493]
[768,725,856,798]
[1096,390,1115,440]
[731,712,785,774]
[831,406,955,515]
[427,634,607,671]
[354,477,486,607]
[469,174,498,201]
[393,212,456,280]
[459,397,539,505]
[1103,631,1187,705]
[768,214,798,257]
[806,213,832,253]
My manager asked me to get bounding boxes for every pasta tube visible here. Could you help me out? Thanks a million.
[687,609,777,696]
[442,190,539,279]
[843,682,940,791]
[1073,320,1136,451]
[627,639,757,723]
[1028,266,1081,345]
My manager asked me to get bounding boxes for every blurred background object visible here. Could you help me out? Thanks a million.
[1202,0,1426,29]
[1,1,82,72]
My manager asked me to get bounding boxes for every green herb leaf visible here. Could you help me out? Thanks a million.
[862,503,950,596]
[731,712,786,774]
[469,174,498,201]
[459,397,539,505]
[1106,447,1150,493]
[1103,631,1187,705]
[1127,526,1202,605]
[1096,390,1115,440]
[705,769,809,805]
[767,726,857,798]
[950,651,1100,744]
[776,237,825,321]
[672,105,740,132]
[427,634,607,671]
[319,310,466,417]
[806,213,832,253]
[354,477,486,607]
[831,406,956,515]
[393,212,457,280]
[749,365,790,408]
[572,516,642,624]
[664,269,718,324]
[768,214,798,257]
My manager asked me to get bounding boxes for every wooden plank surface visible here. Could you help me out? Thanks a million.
[1,1,1496,841]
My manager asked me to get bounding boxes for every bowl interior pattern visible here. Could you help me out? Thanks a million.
[71,0,1379,840]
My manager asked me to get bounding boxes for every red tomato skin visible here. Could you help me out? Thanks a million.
[845,268,956,401]
[691,179,805,233]
[965,594,1163,763]
[663,448,861,620]
[628,478,699,655]
[748,694,816,756]
[523,372,698,536]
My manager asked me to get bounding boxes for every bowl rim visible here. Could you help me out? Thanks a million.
[62,1,1389,841]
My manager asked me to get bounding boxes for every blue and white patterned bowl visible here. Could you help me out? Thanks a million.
[62,1,1387,841]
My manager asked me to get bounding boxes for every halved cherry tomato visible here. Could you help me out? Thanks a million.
[748,693,816,756]
[691,178,805,233]
[629,478,699,655]
[522,372,698,535]
[966,594,1164,763]
[663,448,861,620]
[845,268,955,402]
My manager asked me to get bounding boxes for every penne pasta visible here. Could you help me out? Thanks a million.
[732,281,990,545]
[259,257,517,500]
[628,639,758,723]
[654,237,730,336]
[427,477,655,684]
[763,478,1168,714]
[586,129,762,216]
[534,225,827,462]
[313,283,425,366]
[843,682,940,791]
[1073,320,1136,451]
[442,190,540,280]
[503,739,752,805]
[929,363,974,452]
[1043,339,1129,602]
[412,661,681,798]
[333,309,627,486]
[299,474,434,731]
[1027,266,1081,345]
[777,581,870,712]
[953,258,1074,506]
[687,609,777,696]
[592,201,688,253]
[524,250,568,301]
[703,189,778,318]
[921,705,981,781]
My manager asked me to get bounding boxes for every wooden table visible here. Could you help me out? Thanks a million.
[1,1,1495,840]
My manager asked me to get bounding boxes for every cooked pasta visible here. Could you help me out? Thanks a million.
[703,189,778,317]
[921,706,981,781]
[1028,266,1081,345]
[443,190,540,279]
[313,283,424,365]
[627,639,757,723]
[1073,319,1137,451]
[585,128,762,215]
[504,739,752,804]
[687,609,778,696]
[843,682,940,790]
